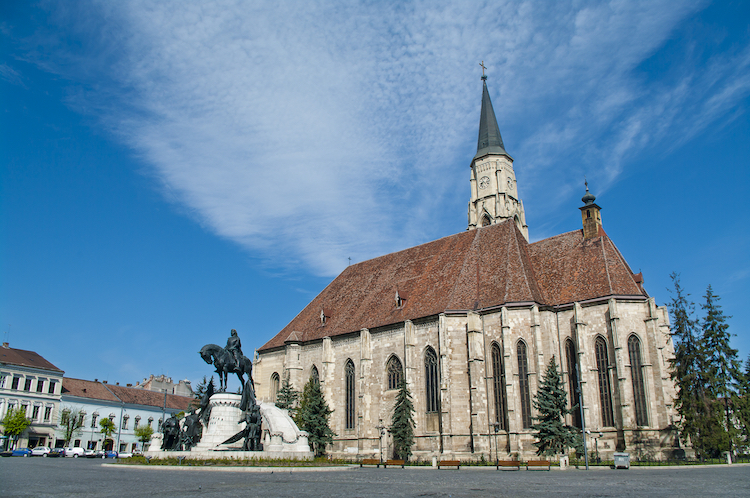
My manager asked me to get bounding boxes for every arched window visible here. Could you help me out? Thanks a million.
[424,347,440,431]
[628,335,649,426]
[517,341,532,429]
[491,343,508,430]
[271,372,280,402]
[345,359,355,429]
[91,412,99,428]
[147,417,154,429]
[122,415,129,430]
[386,355,403,390]
[595,336,615,427]
[310,365,319,385]
[565,339,582,428]
[134,416,141,429]
[481,215,491,227]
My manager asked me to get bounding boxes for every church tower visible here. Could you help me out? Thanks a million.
[467,74,528,239]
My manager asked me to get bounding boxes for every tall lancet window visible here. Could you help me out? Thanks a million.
[565,339,583,428]
[345,359,355,430]
[270,372,280,403]
[387,355,403,390]
[517,341,532,429]
[628,335,649,427]
[425,347,440,431]
[491,343,508,430]
[310,365,320,385]
[595,337,615,427]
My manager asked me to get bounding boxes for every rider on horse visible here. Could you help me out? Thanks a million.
[226,329,243,373]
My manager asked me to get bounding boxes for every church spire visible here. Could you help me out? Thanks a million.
[474,75,510,162]
[467,69,528,240]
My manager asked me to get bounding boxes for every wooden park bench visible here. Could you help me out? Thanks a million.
[526,460,551,470]
[383,459,405,468]
[360,458,381,468]
[496,460,522,470]
[437,460,461,469]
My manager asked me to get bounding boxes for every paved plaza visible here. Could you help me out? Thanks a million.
[1,458,749,497]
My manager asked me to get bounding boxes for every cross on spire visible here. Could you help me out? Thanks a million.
[479,61,487,77]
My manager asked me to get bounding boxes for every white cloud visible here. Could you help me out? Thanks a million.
[12,0,749,275]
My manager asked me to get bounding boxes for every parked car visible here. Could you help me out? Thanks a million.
[31,446,51,457]
[0,450,12,457]
[11,448,32,457]
[103,450,118,458]
[48,448,65,457]
[117,451,133,458]
[64,447,85,458]
[84,449,102,458]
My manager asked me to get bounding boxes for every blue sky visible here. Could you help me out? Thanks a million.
[2,0,749,392]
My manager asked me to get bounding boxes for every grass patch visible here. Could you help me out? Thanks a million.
[116,456,351,467]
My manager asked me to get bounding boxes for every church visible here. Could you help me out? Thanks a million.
[255,75,678,462]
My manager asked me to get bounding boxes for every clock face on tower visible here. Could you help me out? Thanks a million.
[479,176,490,189]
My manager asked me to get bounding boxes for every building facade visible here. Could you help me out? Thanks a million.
[0,344,64,449]
[58,378,194,452]
[255,76,678,462]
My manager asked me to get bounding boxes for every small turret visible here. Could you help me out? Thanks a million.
[579,181,602,240]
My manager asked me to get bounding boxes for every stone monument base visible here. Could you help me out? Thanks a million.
[145,393,313,460]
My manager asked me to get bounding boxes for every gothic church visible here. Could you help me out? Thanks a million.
[255,75,678,461]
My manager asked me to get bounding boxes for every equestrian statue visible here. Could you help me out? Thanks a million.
[199,329,255,394]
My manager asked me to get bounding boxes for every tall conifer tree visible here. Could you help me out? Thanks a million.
[390,379,415,461]
[531,356,582,457]
[294,376,334,457]
[701,285,740,450]
[275,373,299,413]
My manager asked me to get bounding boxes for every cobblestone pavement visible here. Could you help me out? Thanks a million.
[1,458,749,498]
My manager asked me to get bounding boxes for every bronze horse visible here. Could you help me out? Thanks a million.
[199,344,254,392]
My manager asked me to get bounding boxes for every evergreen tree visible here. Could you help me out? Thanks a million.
[59,407,85,446]
[275,373,299,412]
[668,273,707,455]
[735,355,750,452]
[1,406,31,449]
[531,356,582,456]
[390,379,415,461]
[294,376,335,457]
[701,285,741,450]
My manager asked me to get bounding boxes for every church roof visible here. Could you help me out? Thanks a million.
[258,221,646,352]
[474,77,511,162]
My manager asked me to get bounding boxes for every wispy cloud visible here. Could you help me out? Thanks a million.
[8,0,748,274]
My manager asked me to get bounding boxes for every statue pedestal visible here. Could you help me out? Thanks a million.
[192,393,244,451]
[145,393,313,460]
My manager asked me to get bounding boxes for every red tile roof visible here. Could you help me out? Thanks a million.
[62,378,194,411]
[0,347,63,373]
[259,221,647,352]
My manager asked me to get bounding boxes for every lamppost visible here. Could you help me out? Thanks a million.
[490,422,500,465]
[375,420,386,463]
[586,431,603,463]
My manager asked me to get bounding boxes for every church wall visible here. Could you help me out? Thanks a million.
[256,297,676,461]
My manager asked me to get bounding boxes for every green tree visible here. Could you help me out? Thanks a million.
[390,379,415,461]
[134,425,154,450]
[531,356,582,457]
[276,373,299,412]
[668,273,707,456]
[701,285,741,450]
[735,355,750,452]
[294,376,335,457]
[1,406,31,449]
[59,407,85,446]
[99,417,116,449]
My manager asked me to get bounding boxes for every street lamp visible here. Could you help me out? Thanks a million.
[586,431,603,463]
[375,420,386,463]
[490,422,500,465]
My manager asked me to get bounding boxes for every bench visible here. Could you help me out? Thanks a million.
[383,459,405,468]
[526,460,551,470]
[360,458,381,468]
[497,460,522,470]
[437,460,461,469]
